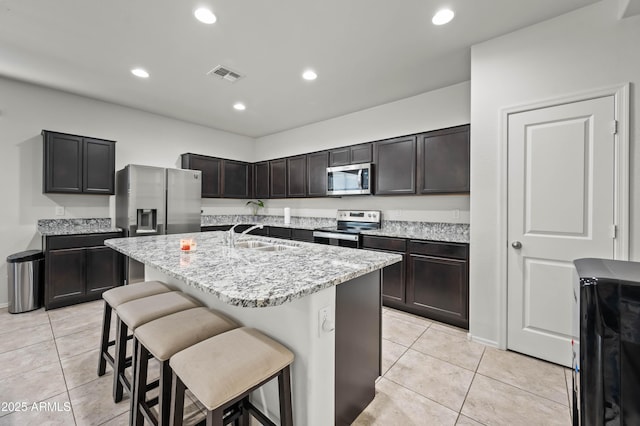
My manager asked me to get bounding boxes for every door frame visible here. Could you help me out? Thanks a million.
[497,84,630,350]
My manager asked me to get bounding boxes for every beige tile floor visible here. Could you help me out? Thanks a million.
[0,301,572,425]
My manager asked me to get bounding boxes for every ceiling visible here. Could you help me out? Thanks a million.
[0,0,599,138]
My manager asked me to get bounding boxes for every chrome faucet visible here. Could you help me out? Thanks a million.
[228,223,264,248]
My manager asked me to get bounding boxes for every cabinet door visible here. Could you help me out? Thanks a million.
[222,160,251,198]
[382,252,406,303]
[407,254,468,329]
[291,228,314,242]
[329,147,350,166]
[269,226,292,239]
[417,125,470,194]
[374,136,416,195]
[86,246,122,295]
[182,154,221,198]
[43,131,83,193]
[269,159,287,198]
[83,138,115,194]
[307,151,328,197]
[253,162,270,199]
[350,143,372,164]
[46,249,85,304]
[287,155,307,197]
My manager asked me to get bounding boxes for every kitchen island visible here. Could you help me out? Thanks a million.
[105,231,401,426]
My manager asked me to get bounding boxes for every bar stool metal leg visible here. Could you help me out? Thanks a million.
[278,366,293,426]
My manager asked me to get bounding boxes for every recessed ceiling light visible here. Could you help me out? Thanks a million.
[131,68,149,78]
[233,103,246,111]
[194,7,217,24]
[432,9,454,25]
[302,70,317,81]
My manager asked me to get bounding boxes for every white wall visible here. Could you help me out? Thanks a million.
[249,82,471,222]
[0,77,254,305]
[469,0,640,345]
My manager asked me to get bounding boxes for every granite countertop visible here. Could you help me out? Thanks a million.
[38,218,122,236]
[201,214,335,230]
[105,232,401,308]
[201,215,470,244]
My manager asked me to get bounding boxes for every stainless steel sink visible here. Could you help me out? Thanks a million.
[234,240,297,251]
[234,240,272,249]
[256,244,294,252]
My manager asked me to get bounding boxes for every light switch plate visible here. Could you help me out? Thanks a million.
[55,206,65,216]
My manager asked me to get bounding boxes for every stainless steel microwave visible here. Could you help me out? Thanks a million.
[326,163,373,196]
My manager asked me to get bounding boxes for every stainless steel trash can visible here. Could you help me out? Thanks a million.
[7,250,44,314]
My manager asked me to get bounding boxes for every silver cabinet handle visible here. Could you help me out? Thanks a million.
[512,241,522,249]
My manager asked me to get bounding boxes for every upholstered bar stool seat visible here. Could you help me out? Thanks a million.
[169,327,294,426]
[98,281,173,379]
[131,307,238,426]
[112,291,201,402]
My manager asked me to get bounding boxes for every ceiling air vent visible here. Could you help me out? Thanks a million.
[207,65,244,83]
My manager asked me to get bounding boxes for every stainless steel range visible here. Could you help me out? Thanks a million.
[313,210,381,248]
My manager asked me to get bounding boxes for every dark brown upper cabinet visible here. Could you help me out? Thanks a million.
[43,130,115,195]
[253,162,270,199]
[222,159,251,198]
[373,136,416,195]
[270,159,287,198]
[181,153,222,198]
[182,154,252,199]
[329,143,372,167]
[307,151,328,197]
[417,124,470,194]
[287,155,307,198]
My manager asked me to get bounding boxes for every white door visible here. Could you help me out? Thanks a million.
[507,95,616,367]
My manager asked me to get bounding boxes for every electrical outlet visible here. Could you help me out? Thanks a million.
[453,209,460,220]
[55,206,65,216]
[318,306,334,336]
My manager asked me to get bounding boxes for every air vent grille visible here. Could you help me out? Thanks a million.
[207,65,244,83]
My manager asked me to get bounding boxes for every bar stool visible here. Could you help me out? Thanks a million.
[131,307,238,426]
[112,291,201,403]
[169,327,294,426]
[98,281,173,378]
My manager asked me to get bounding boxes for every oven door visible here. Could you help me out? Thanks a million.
[312,231,360,249]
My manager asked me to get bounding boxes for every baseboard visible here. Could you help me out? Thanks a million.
[0,302,8,309]
[468,334,498,348]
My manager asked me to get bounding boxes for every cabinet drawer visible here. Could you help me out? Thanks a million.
[46,232,122,250]
[408,240,468,260]
[269,227,292,239]
[361,235,406,252]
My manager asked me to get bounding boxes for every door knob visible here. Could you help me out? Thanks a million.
[512,241,522,249]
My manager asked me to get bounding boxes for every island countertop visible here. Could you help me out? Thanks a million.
[105,231,401,308]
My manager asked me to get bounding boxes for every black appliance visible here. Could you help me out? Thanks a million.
[573,258,640,426]
[313,210,381,248]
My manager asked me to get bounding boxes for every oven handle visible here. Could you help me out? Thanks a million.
[357,169,363,189]
[312,231,359,242]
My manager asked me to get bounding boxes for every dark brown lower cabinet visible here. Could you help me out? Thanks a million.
[362,235,469,329]
[44,232,123,310]
[407,240,469,329]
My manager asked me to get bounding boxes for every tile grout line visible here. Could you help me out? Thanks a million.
[473,370,571,409]
[455,346,488,425]
[48,310,79,426]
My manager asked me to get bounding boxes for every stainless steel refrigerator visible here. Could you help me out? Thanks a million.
[116,165,202,283]
[573,258,640,426]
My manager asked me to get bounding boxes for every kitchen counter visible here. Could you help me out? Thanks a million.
[106,231,400,425]
[362,221,469,243]
[37,218,121,236]
[105,231,400,307]
[201,214,470,243]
